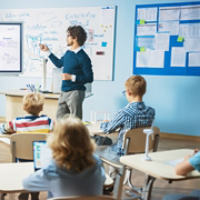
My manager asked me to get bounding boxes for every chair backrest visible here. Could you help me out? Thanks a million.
[122,127,160,154]
[49,196,115,200]
[10,133,48,162]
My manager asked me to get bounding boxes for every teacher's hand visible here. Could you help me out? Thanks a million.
[39,44,49,51]
[62,73,72,80]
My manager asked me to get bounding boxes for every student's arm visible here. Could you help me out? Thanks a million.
[0,121,16,134]
[22,169,50,191]
[100,110,125,133]
[175,155,194,175]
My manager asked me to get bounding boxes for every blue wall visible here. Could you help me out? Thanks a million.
[1,0,200,136]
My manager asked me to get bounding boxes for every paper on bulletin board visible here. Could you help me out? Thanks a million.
[159,7,180,21]
[179,23,200,38]
[137,8,157,21]
[180,5,200,20]
[155,33,170,51]
[137,36,155,49]
[136,50,150,67]
[137,23,157,36]
[149,50,165,68]
[136,49,164,68]
[189,52,200,67]
[171,47,186,67]
[158,21,179,35]
[184,38,200,52]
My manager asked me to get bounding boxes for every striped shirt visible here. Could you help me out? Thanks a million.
[0,115,54,134]
[100,102,155,156]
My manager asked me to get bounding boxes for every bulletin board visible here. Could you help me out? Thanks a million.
[0,6,116,80]
[133,2,200,76]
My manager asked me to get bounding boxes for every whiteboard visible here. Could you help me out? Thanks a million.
[0,6,116,80]
[0,22,23,73]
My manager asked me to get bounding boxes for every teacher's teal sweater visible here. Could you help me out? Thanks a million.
[49,49,93,92]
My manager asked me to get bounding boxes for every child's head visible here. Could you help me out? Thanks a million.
[125,75,146,101]
[48,117,96,172]
[23,93,44,116]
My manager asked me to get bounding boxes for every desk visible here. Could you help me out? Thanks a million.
[120,149,200,200]
[0,162,33,200]
[0,90,92,122]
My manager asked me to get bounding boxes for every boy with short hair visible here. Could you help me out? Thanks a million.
[96,75,155,163]
[0,92,53,134]
[0,92,54,200]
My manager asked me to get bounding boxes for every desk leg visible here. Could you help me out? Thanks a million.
[141,175,156,200]
[113,165,126,200]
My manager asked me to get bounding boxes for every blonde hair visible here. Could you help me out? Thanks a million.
[48,117,96,172]
[23,93,44,115]
[125,75,146,97]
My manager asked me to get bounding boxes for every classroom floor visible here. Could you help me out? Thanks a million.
[0,137,200,200]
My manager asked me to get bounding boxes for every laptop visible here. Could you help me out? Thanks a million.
[32,140,52,171]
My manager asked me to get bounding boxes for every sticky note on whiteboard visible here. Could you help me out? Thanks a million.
[102,42,107,47]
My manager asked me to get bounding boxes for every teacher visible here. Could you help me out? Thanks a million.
[40,25,93,120]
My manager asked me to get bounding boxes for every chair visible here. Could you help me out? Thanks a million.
[49,196,115,200]
[10,133,48,162]
[100,127,160,199]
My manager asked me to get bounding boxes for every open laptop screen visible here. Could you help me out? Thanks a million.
[33,140,52,171]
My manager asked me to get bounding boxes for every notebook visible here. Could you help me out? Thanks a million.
[32,140,52,171]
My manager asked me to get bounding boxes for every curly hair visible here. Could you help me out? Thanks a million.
[22,92,44,115]
[125,75,146,97]
[67,25,87,46]
[48,117,96,172]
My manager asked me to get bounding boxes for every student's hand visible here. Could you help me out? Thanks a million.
[39,44,49,51]
[183,155,191,161]
[62,73,72,80]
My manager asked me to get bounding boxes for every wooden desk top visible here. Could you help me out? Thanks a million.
[120,149,200,181]
[0,162,34,193]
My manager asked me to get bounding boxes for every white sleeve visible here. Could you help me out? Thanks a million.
[22,169,50,192]
[45,50,52,58]
[71,74,76,82]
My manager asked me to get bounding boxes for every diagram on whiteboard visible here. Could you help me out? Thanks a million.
[0,7,115,80]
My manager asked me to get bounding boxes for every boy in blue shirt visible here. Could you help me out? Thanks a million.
[163,149,200,200]
[95,75,155,163]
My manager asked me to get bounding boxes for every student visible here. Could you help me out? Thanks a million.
[39,25,93,120]
[0,92,53,134]
[22,117,106,198]
[95,75,155,163]
[0,92,53,200]
[163,150,200,200]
